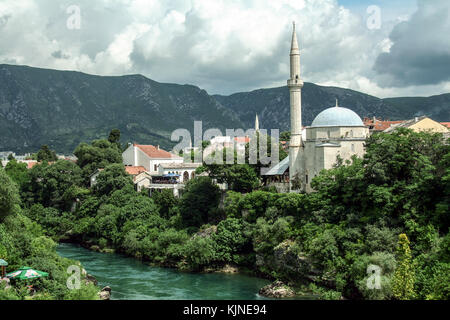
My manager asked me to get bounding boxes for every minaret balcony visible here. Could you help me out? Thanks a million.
[287,79,304,88]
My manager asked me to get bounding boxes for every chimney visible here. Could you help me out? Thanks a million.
[373,116,376,124]
[157,145,160,150]
[415,117,419,123]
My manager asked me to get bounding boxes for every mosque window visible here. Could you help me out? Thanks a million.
[306,174,309,184]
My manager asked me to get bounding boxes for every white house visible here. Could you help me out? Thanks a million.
[157,162,202,183]
[122,144,183,175]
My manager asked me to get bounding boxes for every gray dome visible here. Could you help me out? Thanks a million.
[311,106,364,127]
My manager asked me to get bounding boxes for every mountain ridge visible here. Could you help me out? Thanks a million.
[1,64,449,154]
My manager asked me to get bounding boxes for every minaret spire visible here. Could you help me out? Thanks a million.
[288,21,304,192]
[255,114,260,132]
[291,21,299,53]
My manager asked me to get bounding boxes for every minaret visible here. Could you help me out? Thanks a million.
[255,114,260,132]
[288,22,304,191]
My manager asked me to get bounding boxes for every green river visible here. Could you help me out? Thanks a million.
[57,243,271,300]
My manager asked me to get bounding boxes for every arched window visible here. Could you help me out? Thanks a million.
[183,171,189,182]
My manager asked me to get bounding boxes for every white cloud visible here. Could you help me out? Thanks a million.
[0,0,447,97]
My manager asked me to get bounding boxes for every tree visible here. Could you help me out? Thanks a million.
[0,168,20,221]
[213,218,251,263]
[180,177,221,227]
[73,139,122,183]
[108,129,121,149]
[7,153,14,161]
[93,163,134,196]
[36,145,58,162]
[4,159,30,192]
[28,160,83,209]
[224,164,260,193]
[280,131,291,142]
[152,189,179,219]
[392,234,415,300]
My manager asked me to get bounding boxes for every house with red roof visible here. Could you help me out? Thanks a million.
[122,144,183,175]
[363,117,404,132]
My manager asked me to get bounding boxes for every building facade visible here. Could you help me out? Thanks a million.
[122,144,184,174]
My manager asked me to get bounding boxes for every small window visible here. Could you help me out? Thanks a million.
[306,174,309,184]
[154,164,158,171]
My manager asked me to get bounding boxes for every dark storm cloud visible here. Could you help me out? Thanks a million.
[373,0,450,87]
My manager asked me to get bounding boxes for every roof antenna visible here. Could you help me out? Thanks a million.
[335,98,339,108]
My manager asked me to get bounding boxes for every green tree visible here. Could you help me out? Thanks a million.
[152,189,179,219]
[392,234,415,300]
[36,145,58,162]
[213,218,251,263]
[28,160,83,209]
[180,177,221,228]
[280,131,291,142]
[73,139,122,183]
[4,159,31,192]
[93,163,134,196]
[0,168,20,221]
[108,128,122,149]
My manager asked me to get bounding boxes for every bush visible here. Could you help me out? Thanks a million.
[180,177,220,228]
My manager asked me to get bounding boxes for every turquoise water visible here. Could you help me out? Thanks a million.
[57,243,271,300]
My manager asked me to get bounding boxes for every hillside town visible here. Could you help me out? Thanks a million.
[2,114,449,196]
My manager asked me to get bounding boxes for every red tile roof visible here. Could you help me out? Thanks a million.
[363,117,405,131]
[135,144,180,159]
[125,166,147,175]
[234,136,251,143]
[440,122,450,129]
[27,161,38,169]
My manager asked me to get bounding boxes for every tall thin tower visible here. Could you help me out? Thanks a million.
[288,22,304,190]
[255,114,260,132]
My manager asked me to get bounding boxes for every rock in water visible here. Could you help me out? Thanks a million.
[99,286,112,300]
[259,280,295,298]
[84,273,98,286]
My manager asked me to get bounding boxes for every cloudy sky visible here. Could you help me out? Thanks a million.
[0,0,449,98]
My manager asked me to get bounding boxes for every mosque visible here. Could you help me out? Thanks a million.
[285,23,369,192]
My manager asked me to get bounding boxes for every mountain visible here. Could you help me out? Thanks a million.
[214,83,450,131]
[1,64,449,154]
[383,94,450,121]
[0,64,243,154]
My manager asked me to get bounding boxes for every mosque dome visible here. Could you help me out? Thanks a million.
[311,102,364,127]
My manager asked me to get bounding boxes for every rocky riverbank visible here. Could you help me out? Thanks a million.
[259,280,296,298]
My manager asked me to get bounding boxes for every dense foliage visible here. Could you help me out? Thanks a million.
[3,128,448,300]
[0,168,98,300]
